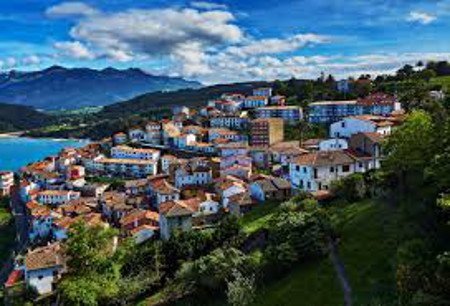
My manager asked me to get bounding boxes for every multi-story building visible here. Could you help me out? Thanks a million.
[254,106,303,124]
[174,164,213,189]
[92,158,158,178]
[0,171,14,197]
[308,93,401,124]
[111,145,160,160]
[253,87,273,97]
[250,118,284,147]
[145,121,162,145]
[209,115,249,130]
[36,190,81,206]
[243,96,269,109]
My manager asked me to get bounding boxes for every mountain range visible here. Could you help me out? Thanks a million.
[0,66,202,110]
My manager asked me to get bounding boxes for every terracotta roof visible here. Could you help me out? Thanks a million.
[120,209,159,227]
[25,243,64,271]
[228,192,256,206]
[159,201,194,217]
[293,150,354,166]
[130,224,159,235]
[4,270,23,288]
[358,132,384,143]
[151,179,180,195]
[357,92,397,106]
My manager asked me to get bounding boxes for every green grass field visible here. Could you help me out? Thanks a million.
[255,200,399,306]
[240,200,281,234]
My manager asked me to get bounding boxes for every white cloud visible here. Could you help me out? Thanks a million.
[54,41,96,59]
[5,57,16,68]
[190,1,228,10]
[22,55,41,65]
[226,34,330,57]
[67,7,242,63]
[407,11,436,24]
[46,2,98,18]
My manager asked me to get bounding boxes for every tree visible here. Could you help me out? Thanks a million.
[226,269,256,306]
[383,110,435,202]
[60,223,124,305]
[331,173,367,202]
[175,248,257,296]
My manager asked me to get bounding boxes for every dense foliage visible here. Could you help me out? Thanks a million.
[0,103,54,132]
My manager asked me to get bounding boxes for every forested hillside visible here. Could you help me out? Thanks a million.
[0,103,53,132]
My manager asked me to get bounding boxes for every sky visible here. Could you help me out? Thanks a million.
[1,0,450,84]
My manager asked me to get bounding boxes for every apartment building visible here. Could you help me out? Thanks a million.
[250,118,284,147]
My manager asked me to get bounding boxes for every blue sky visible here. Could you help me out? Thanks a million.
[1,0,450,83]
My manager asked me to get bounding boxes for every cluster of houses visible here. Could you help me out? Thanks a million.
[1,87,405,297]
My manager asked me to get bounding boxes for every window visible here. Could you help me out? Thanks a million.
[307,181,311,189]
[342,165,350,172]
[330,167,334,173]
[341,121,346,128]
[303,167,307,173]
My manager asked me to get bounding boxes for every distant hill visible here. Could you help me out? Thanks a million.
[0,103,53,132]
[98,80,273,119]
[0,66,202,110]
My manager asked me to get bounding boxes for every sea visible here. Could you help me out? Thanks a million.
[0,137,88,171]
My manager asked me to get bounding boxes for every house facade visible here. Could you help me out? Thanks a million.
[289,150,356,192]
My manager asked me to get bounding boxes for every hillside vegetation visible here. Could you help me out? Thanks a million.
[0,103,53,132]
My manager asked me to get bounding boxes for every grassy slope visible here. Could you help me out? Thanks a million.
[255,200,399,306]
[430,75,450,91]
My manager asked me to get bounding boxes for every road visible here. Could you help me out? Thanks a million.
[0,185,29,284]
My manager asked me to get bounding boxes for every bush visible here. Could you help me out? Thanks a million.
[331,173,367,202]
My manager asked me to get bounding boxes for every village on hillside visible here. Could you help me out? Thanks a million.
[0,84,408,297]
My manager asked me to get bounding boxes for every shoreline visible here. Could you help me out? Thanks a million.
[0,132,90,142]
[0,131,25,138]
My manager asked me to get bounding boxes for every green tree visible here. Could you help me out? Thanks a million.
[60,223,124,305]
[226,269,256,306]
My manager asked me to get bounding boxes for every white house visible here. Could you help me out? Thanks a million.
[128,128,147,142]
[174,164,213,188]
[0,171,14,197]
[330,116,393,138]
[243,96,268,108]
[113,132,128,145]
[174,133,196,149]
[253,87,273,97]
[160,154,178,174]
[215,179,248,207]
[111,145,160,160]
[149,178,181,209]
[318,139,348,151]
[23,243,65,295]
[289,150,356,192]
[145,122,162,145]
[37,190,81,206]
[159,201,193,240]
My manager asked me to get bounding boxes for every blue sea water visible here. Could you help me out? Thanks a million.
[0,137,88,171]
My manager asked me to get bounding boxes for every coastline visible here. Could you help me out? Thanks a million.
[0,131,25,138]
[0,132,90,142]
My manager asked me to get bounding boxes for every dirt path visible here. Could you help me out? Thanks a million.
[328,239,352,306]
